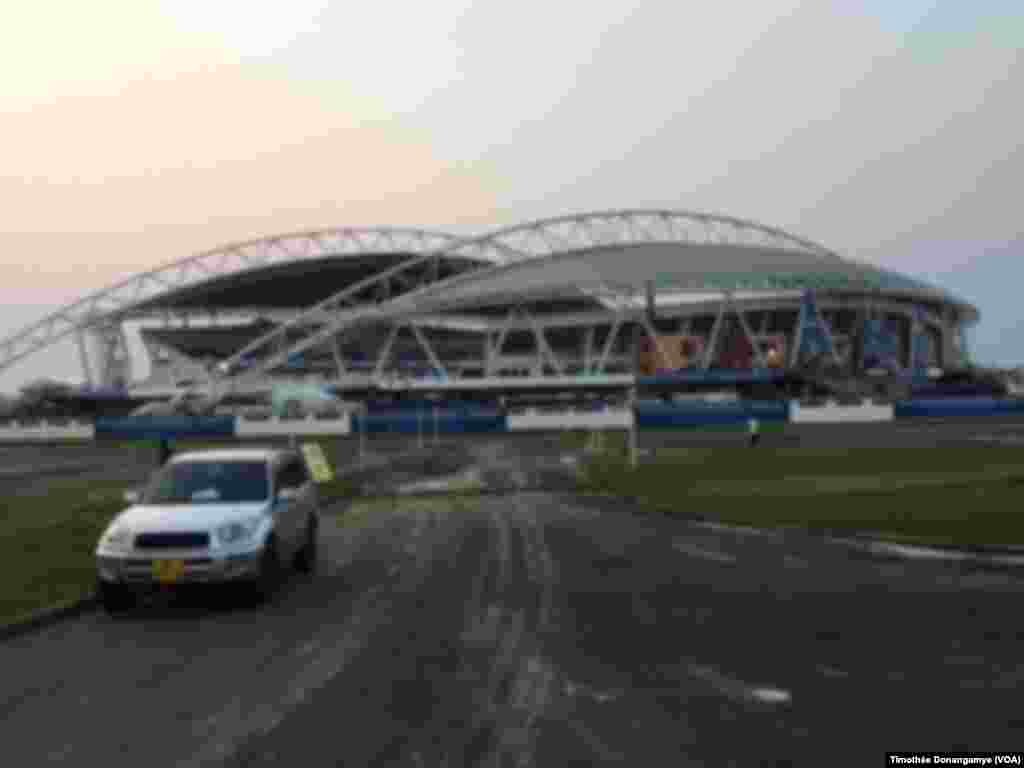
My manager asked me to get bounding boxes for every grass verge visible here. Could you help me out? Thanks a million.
[577,443,1024,549]
[1,482,125,626]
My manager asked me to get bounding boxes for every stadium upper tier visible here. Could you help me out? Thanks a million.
[0,210,978,392]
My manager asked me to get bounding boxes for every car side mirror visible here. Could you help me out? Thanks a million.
[123,488,141,505]
[276,486,301,503]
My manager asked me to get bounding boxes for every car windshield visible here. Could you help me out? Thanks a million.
[143,460,269,504]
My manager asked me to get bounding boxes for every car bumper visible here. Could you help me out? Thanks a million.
[96,550,263,586]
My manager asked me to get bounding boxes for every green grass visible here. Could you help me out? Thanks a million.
[1,481,126,626]
[578,444,1024,548]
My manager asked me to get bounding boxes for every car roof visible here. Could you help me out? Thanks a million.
[169,447,296,464]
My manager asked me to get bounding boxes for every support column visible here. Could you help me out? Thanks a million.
[524,310,564,376]
[594,314,623,374]
[330,333,346,380]
[374,323,400,378]
[703,303,726,369]
[582,326,595,373]
[410,323,448,378]
[75,331,94,388]
[730,296,766,368]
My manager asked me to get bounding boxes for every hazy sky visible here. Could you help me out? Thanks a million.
[1,0,1021,392]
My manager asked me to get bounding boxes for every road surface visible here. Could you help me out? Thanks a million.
[2,439,1023,765]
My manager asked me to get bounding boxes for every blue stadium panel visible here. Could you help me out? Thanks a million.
[95,415,237,440]
[636,400,788,429]
[639,370,786,387]
[895,398,1024,419]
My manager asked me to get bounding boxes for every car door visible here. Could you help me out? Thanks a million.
[273,459,303,556]
[283,456,315,554]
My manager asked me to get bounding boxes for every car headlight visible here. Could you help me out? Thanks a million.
[100,526,133,550]
[216,517,263,545]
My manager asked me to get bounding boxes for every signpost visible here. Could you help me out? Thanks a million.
[300,442,334,483]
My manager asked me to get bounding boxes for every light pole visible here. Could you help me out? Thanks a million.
[628,384,638,469]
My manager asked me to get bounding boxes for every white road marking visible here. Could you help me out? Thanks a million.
[687,664,792,706]
[672,539,738,564]
[693,521,771,537]
[751,687,792,704]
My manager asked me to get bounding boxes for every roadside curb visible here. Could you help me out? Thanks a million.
[832,536,1024,569]
[0,594,98,644]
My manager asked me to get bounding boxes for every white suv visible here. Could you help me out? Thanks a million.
[95,447,320,612]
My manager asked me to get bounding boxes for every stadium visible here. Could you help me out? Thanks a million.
[0,209,998,417]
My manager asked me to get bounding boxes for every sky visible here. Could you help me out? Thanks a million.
[1,0,1021,392]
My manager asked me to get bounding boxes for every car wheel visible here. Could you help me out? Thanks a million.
[294,516,319,575]
[98,581,134,614]
[252,537,283,605]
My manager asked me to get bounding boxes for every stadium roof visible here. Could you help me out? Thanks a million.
[377,241,976,318]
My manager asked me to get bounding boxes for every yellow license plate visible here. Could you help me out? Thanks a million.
[153,559,186,584]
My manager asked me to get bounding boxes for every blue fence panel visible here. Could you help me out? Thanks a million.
[636,400,788,429]
[95,415,237,440]
[639,370,785,387]
[895,398,1024,419]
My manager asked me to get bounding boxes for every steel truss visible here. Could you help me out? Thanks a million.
[0,209,966,389]
[0,227,471,384]
[203,210,844,388]
[358,292,951,382]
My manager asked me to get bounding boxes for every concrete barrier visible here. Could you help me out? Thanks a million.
[790,400,895,424]
[0,421,95,442]
[507,407,634,431]
[236,412,351,437]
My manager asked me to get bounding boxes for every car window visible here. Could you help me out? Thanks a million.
[144,461,270,504]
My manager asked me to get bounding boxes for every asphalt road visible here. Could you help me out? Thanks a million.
[3,437,1024,766]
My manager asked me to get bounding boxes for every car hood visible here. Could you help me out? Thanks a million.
[112,503,269,532]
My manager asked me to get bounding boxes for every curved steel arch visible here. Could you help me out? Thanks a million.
[447,208,841,265]
[0,226,476,377]
[211,209,842,383]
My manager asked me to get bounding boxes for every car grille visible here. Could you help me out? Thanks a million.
[134,532,210,550]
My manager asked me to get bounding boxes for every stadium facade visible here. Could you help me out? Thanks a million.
[0,210,982,406]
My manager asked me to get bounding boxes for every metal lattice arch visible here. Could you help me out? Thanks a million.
[0,226,504,386]
[0,209,978,393]
[204,209,855,382]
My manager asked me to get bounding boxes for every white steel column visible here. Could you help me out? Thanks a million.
[374,323,401,377]
[330,333,346,379]
[523,309,564,376]
[703,302,727,369]
[409,322,448,378]
[75,331,94,387]
[729,295,766,368]
[594,314,623,374]
[485,309,518,377]
[582,326,595,372]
